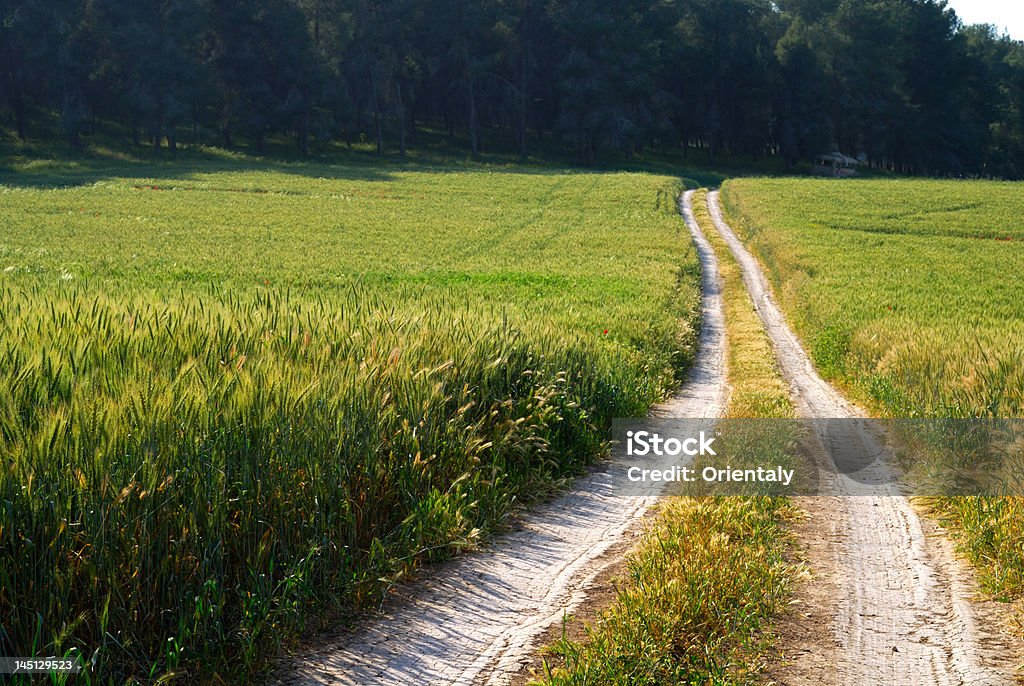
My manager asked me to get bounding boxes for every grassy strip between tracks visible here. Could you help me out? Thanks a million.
[535,190,799,685]
[720,177,1024,625]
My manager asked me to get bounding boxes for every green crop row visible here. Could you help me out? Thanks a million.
[0,163,700,683]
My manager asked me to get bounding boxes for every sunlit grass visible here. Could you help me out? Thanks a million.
[720,178,1024,418]
[539,497,794,685]
[0,162,700,683]
[721,177,1024,612]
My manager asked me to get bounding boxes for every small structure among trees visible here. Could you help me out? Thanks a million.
[813,152,862,177]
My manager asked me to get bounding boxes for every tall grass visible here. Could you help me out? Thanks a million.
[0,165,700,682]
[540,497,793,685]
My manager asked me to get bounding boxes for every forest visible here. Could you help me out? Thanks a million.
[2,0,1024,176]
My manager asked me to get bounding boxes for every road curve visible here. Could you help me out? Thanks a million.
[271,190,728,686]
[706,190,1019,686]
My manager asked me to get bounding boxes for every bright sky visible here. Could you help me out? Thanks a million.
[946,0,1024,40]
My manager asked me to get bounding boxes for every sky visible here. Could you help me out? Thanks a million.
[946,0,1024,40]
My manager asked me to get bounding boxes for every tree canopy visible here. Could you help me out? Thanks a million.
[2,0,1023,176]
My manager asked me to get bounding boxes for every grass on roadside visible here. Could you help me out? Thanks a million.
[535,189,798,685]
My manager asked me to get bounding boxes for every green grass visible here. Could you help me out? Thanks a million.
[720,177,1024,610]
[535,190,798,685]
[0,157,701,683]
[538,497,794,685]
[720,178,1024,418]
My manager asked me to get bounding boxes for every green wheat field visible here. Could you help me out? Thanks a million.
[0,157,701,682]
[6,158,1024,683]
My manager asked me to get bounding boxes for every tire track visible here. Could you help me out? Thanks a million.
[706,189,1019,685]
[271,190,727,686]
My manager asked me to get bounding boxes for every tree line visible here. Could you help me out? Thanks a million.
[2,0,1023,177]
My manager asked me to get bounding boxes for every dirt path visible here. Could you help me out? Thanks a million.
[271,190,727,686]
[706,190,1021,685]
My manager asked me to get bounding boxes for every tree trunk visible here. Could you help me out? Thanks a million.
[518,8,531,161]
[518,75,528,160]
[13,93,26,141]
[396,81,406,158]
[370,68,383,155]
[1,51,27,140]
[154,97,163,151]
[298,105,310,156]
[468,76,479,159]
[62,86,82,150]
[374,107,383,155]
[707,87,719,165]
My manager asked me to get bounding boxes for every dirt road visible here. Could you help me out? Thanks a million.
[272,190,728,686]
[706,190,1020,685]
